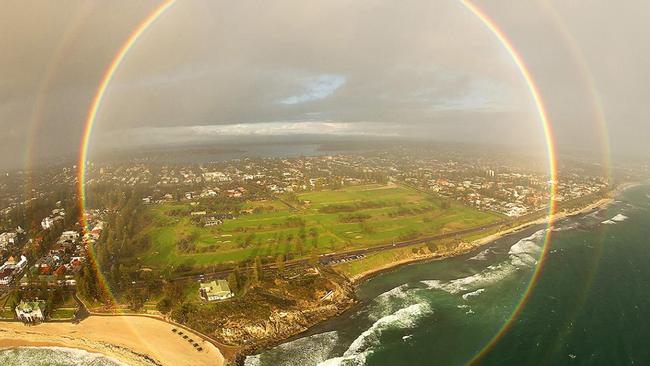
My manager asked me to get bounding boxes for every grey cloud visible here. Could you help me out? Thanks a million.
[1,0,648,169]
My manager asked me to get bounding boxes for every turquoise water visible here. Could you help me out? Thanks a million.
[247,184,650,365]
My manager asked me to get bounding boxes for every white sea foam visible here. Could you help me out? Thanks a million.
[462,288,485,300]
[244,355,262,366]
[422,230,543,295]
[345,303,430,356]
[587,210,603,218]
[369,284,417,320]
[246,331,339,366]
[602,214,628,225]
[318,303,431,366]
[423,262,515,294]
[553,223,578,232]
[375,284,410,302]
[468,248,491,261]
[508,230,544,267]
[0,346,130,366]
[317,352,368,366]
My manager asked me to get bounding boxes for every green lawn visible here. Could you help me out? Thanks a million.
[0,307,14,319]
[142,184,500,267]
[334,243,432,279]
[49,308,76,319]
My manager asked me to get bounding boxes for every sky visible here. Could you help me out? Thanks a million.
[1,0,649,170]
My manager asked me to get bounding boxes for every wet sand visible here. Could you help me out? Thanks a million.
[0,315,224,366]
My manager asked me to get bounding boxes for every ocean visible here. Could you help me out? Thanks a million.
[246,183,650,366]
[3,185,648,365]
[0,346,127,366]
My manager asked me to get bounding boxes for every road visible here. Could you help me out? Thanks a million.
[172,218,510,283]
[72,290,89,322]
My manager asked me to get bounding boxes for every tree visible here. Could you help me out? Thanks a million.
[163,281,184,300]
[253,257,263,284]
[5,291,22,312]
[171,302,198,323]
[275,254,285,272]
[124,288,145,311]
[309,252,319,267]
[228,268,242,294]
[156,297,172,313]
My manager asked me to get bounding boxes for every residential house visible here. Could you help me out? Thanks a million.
[198,280,233,301]
[202,217,223,227]
[15,300,46,322]
[0,232,17,248]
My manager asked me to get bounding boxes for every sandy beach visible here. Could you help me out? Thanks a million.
[0,188,630,364]
[0,315,224,366]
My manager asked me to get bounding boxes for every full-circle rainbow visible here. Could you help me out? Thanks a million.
[76,0,560,357]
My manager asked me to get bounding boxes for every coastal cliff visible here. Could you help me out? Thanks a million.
[171,266,356,358]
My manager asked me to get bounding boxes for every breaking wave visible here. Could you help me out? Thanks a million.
[0,347,128,366]
[602,213,628,224]
[248,229,548,366]
[369,284,416,319]
[318,303,431,366]
[245,331,340,366]
[468,248,491,261]
[462,288,486,300]
[422,230,544,294]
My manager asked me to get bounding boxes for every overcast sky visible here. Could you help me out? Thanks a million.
[1,0,649,169]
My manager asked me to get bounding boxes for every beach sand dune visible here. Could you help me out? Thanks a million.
[0,316,224,366]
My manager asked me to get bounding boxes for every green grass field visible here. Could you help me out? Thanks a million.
[49,308,76,319]
[142,183,500,267]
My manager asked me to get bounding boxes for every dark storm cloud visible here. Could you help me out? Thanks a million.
[0,0,648,169]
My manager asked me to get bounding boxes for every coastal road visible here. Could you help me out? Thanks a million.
[171,218,511,283]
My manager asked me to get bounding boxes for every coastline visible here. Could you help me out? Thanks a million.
[2,184,639,365]
[0,315,225,366]
[345,195,616,284]
[0,341,132,366]
[237,190,624,362]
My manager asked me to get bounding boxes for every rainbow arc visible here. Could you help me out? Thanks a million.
[76,1,563,359]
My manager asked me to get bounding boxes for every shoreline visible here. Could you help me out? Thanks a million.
[0,315,225,366]
[0,341,133,366]
[2,184,639,365]
[346,194,616,284]
[238,189,624,361]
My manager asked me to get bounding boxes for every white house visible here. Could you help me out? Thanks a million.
[199,280,233,301]
[15,300,46,322]
[60,231,80,242]
[0,232,17,248]
[41,217,55,230]
[0,255,27,285]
